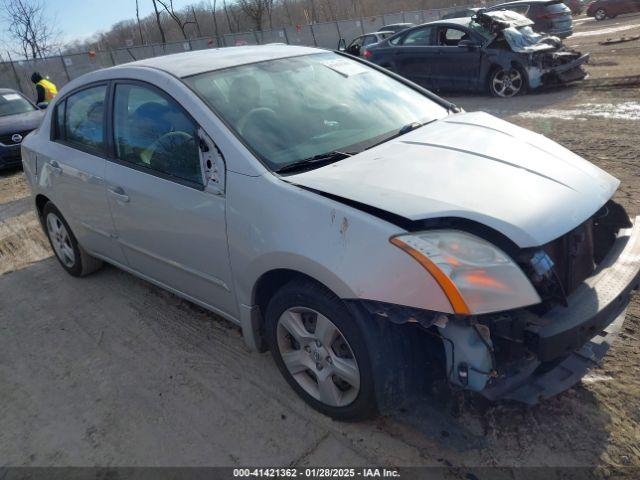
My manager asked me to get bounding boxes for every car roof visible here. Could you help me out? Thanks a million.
[117,44,322,78]
[382,23,414,27]
[420,17,473,27]
[0,88,20,95]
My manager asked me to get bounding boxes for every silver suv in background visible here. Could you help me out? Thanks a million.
[21,46,640,420]
[486,0,574,38]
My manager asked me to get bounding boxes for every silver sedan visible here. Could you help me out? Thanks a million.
[21,45,640,420]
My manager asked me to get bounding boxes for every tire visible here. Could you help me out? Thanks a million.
[594,8,607,20]
[488,66,527,97]
[42,202,103,277]
[265,280,377,421]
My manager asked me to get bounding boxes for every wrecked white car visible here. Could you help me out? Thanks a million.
[366,9,589,97]
[22,45,639,421]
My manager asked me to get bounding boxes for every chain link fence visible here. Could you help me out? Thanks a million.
[0,2,502,97]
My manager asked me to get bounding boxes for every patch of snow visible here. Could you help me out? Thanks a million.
[518,101,640,121]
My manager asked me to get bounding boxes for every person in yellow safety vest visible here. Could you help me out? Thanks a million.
[30,72,58,105]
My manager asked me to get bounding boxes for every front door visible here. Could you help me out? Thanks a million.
[434,26,483,91]
[105,81,237,317]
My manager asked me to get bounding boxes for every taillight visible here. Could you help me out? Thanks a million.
[363,49,372,59]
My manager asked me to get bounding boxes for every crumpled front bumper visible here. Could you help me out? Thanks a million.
[547,52,591,84]
[481,216,640,404]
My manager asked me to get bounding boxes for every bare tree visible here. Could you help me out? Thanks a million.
[2,0,59,59]
[135,0,145,44]
[238,0,273,31]
[151,0,167,44]
[222,0,234,32]
[155,0,196,40]
[209,0,221,42]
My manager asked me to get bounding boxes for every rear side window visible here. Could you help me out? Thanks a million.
[363,35,377,46]
[506,5,531,15]
[546,2,569,13]
[112,83,202,185]
[401,27,434,46]
[55,85,107,153]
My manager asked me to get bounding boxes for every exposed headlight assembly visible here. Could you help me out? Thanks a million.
[391,230,541,314]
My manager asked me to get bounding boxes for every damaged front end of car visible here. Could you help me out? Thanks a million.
[354,201,640,406]
[475,9,589,89]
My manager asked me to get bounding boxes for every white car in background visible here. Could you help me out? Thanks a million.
[21,45,640,420]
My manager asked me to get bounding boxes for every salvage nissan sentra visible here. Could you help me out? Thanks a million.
[21,45,640,420]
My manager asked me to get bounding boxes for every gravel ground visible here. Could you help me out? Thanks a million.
[0,13,639,478]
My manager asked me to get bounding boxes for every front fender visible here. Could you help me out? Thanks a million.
[227,172,455,349]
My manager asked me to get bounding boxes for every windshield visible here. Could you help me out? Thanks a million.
[0,91,36,117]
[185,52,447,172]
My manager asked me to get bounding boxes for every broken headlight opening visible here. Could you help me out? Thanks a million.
[518,199,632,314]
[390,230,541,315]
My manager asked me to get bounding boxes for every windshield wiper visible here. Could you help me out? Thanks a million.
[365,119,437,151]
[276,151,354,174]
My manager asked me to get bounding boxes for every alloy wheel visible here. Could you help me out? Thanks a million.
[492,68,524,97]
[46,212,75,268]
[276,306,360,407]
[594,9,607,20]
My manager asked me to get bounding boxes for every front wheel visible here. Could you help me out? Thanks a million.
[265,280,377,421]
[594,8,607,20]
[489,66,526,97]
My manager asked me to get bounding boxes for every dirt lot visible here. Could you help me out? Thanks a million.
[1,13,639,477]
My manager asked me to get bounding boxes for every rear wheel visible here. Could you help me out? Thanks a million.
[594,8,607,20]
[43,202,103,277]
[489,66,526,97]
[265,280,377,421]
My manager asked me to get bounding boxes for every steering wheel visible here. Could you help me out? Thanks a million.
[147,131,197,176]
[237,107,278,136]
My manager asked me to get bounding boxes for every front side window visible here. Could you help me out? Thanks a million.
[185,52,447,173]
[59,85,107,152]
[0,91,36,117]
[437,27,470,46]
[112,83,201,185]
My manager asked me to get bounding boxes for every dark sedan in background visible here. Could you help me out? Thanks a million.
[0,88,45,170]
[365,11,588,97]
[587,0,640,20]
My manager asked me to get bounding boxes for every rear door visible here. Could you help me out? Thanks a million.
[104,81,237,317]
[434,26,483,90]
[46,83,126,263]
[392,26,439,88]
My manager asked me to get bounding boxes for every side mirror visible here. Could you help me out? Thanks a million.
[338,38,347,51]
[37,102,48,110]
[198,129,226,195]
[458,39,480,50]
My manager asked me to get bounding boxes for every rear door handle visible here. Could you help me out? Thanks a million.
[108,186,130,203]
[48,161,62,175]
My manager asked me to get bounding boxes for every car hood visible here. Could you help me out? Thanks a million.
[287,112,619,248]
[0,109,45,135]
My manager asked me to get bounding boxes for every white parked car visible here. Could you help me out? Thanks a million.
[21,45,640,420]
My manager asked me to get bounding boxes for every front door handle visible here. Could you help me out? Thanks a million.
[48,161,62,175]
[108,186,130,204]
